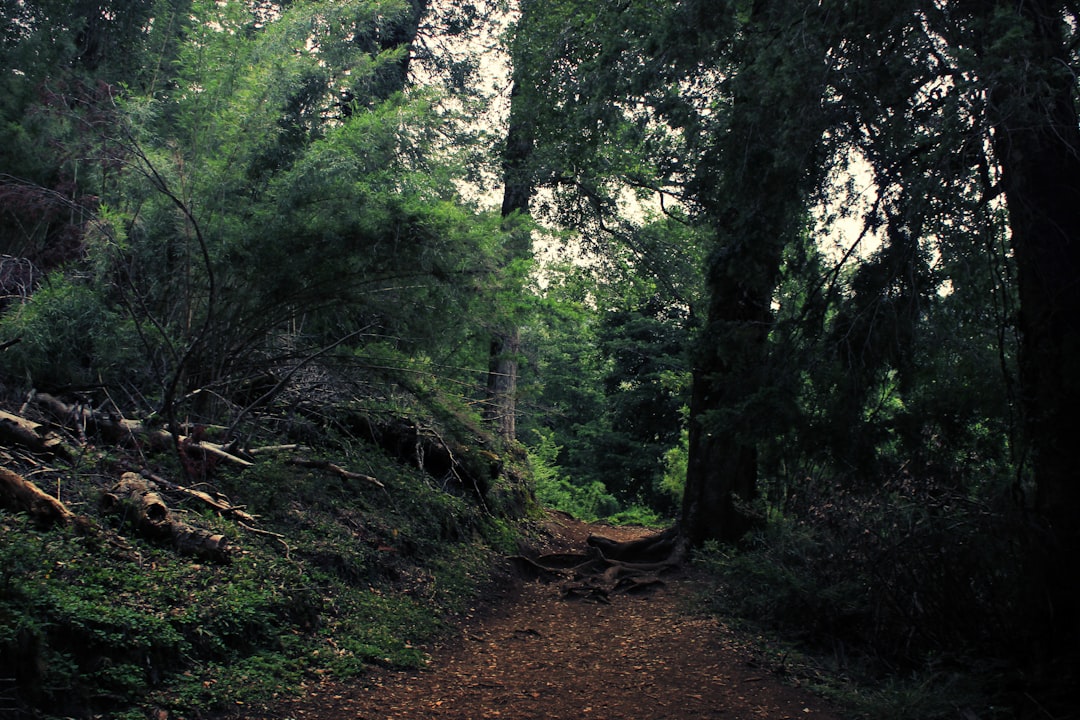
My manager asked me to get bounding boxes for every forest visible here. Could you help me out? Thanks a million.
[2,0,1079,718]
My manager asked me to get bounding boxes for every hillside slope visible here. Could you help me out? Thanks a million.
[1,384,527,719]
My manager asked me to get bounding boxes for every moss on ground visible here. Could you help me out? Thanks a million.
[1,403,523,719]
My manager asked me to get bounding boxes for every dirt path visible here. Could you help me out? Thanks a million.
[246,513,846,720]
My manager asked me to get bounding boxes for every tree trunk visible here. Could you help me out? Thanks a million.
[980,0,1080,663]
[484,30,537,441]
[680,1,830,546]
[0,467,75,528]
[486,329,521,440]
[378,0,431,95]
[0,409,75,459]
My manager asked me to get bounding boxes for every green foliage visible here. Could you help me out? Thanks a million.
[0,453,505,716]
[604,505,666,527]
[0,273,150,389]
[527,429,618,522]
[0,392,515,717]
[0,0,513,437]
[690,468,1028,716]
[521,249,694,519]
[658,426,688,507]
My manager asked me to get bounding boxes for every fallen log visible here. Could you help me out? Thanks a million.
[0,466,74,527]
[101,472,231,563]
[0,410,75,459]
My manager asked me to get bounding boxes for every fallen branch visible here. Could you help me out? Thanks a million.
[144,429,254,468]
[247,444,303,455]
[0,466,75,527]
[137,470,258,523]
[32,394,253,467]
[237,520,291,558]
[287,457,384,488]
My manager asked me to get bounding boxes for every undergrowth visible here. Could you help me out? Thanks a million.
[526,429,668,527]
[688,471,1032,720]
[1,429,515,719]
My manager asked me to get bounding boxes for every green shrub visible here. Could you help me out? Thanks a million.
[528,429,619,521]
[0,273,152,389]
[692,515,870,643]
[690,472,1029,719]
[605,505,667,527]
[657,428,688,507]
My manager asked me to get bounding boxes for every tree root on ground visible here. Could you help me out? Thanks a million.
[511,525,684,602]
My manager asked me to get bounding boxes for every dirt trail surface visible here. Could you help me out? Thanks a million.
[237,513,845,720]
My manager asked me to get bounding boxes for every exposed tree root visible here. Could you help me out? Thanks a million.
[511,525,684,602]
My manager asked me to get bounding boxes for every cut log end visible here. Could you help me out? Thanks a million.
[102,472,232,563]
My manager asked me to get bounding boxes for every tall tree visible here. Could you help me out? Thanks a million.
[679,1,836,544]
[484,10,536,439]
[942,0,1080,662]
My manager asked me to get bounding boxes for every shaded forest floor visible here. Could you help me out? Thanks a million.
[218,512,846,720]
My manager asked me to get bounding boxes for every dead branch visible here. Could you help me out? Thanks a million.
[247,444,303,455]
[287,457,384,488]
[32,394,252,467]
[237,520,291,558]
[137,469,258,523]
[138,428,253,468]
[33,392,140,444]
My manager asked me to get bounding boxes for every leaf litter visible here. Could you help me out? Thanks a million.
[215,512,845,720]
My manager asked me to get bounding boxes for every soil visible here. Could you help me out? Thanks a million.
[226,512,847,720]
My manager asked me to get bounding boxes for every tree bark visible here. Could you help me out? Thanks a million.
[485,329,521,441]
[102,473,231,563]
[512,527,681,601]
[977,0,1080,663]
[680,1,831,545]
[484,44,537,441]
[0,467,75,527]
[376,0,431,96]
[0,410,75,459]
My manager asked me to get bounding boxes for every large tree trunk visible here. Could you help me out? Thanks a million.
[680,1,830,546]
[979,0,1080,664]
[486,328,521,440]
[682,239,781,545]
